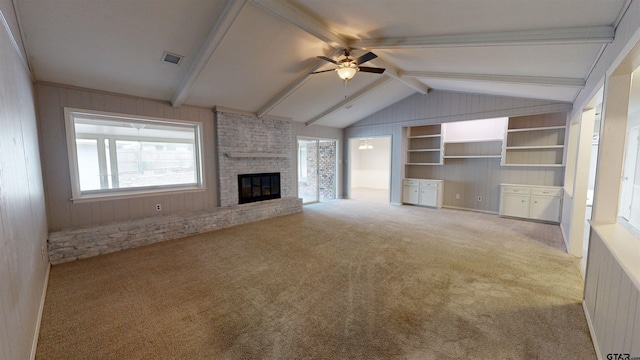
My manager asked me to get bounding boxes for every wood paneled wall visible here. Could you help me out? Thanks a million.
[584,229,640,357]
[345,90,571,205]
[36,83,217,231]
[0,5,50,359]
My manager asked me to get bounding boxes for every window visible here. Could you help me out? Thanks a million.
[65,108,204,201]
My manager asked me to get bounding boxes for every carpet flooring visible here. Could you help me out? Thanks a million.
[36,199,595,359]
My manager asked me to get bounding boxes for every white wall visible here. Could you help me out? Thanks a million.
[0,3,50,359]
[350,137,391,190]
[442,117,506,142]
[572,1,640,356]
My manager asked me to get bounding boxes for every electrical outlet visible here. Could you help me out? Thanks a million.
[41,246,47,260]
[155,204,162,211]
[455,193,460,199]
[477,196,482,202]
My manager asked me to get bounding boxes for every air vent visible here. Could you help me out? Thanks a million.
[162,51,183,65]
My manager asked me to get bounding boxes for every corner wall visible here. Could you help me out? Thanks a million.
[0,3,50,359]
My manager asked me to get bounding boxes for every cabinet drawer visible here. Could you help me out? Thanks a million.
[531,188,562,197]
[403,179,420,186]
[502,187,530,195]
[419,181,440,187]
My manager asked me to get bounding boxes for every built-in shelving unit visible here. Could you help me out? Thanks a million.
[443,139,503,160]
[406,124,443,165]
[502,115,567,167]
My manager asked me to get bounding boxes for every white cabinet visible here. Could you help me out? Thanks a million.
[500,184,562,223]
[501,192,530,218]
[403,179,443,208]
[402,179,420,204]
[530,189,562,222]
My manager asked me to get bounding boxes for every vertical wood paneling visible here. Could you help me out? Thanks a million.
[0,7,50,358]
[631,297,640,355]
[584,231,640,358]
[36,83,217,230]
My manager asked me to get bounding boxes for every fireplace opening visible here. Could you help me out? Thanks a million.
[238,173,281,204]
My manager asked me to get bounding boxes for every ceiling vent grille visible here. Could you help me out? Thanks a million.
[162,51,183,65]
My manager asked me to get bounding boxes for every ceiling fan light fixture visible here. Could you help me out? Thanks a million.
[336,63,358,81]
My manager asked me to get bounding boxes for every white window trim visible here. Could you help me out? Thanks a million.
[64,107,205,203]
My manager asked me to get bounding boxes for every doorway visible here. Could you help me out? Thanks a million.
[349,136,391,203]
[297,138,337,204]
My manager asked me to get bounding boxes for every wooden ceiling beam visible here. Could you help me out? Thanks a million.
[251,0,348,49]
[351,26,615,49]
[171,0,247,107]
[257,48,342,118]
[400,71,586,88]
[305,77,392,126]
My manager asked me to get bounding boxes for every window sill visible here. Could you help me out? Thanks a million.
[590,221,640,290]
[71,186,206,203]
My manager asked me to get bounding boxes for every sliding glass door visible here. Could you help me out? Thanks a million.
[297,138,337,204]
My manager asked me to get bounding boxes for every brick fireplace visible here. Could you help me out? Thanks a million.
[215,109,293,207]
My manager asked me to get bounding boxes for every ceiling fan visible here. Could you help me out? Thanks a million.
[310,49,385,82]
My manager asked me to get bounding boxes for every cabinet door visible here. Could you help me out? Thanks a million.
[403,185,419,204]
[419,186,438,207]
[530,195,561,222]
[501,193,530,218]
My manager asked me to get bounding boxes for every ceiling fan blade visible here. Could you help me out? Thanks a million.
[356,52,377,65]
[359,66,385,74]
[310,69,335,74]
[317,56,338,64]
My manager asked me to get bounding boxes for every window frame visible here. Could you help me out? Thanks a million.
[64,107,205,202]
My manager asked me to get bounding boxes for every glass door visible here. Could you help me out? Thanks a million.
[297,138,337,204]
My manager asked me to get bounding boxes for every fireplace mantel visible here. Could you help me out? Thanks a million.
[225,152,289,158]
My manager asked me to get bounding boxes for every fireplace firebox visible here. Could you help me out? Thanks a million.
[238,173,281,204]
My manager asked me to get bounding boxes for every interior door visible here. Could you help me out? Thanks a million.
[620,125,639,220]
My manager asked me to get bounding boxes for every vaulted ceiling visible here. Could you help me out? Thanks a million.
[16,0,628,128]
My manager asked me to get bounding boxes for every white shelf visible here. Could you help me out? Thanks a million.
[408,134,441,139]
[408,149,440,152]
[406,162,442,165]
[501,163,565,167]
[444,139,502,144]
[507,125,566,133]
[444,155,502,159]
[505,145,565,150]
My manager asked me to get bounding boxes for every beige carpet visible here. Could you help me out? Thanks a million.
[36,199,595,359]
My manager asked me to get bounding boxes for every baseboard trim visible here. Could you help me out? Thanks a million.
[442,205,499,215]
[582,300,602,360]
[30,262,50,360]
[560,223,571,257]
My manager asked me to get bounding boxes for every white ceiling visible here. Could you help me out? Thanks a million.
[15,0,628,128]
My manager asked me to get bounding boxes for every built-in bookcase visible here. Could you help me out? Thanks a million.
[443,140,503,159]
[402,113,567,214]
[406,124,443,165]
[502,114,567,167]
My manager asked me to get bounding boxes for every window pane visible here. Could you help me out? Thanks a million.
[76,139,101,191]
[68,108,203,199]
[115,140,196,188]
